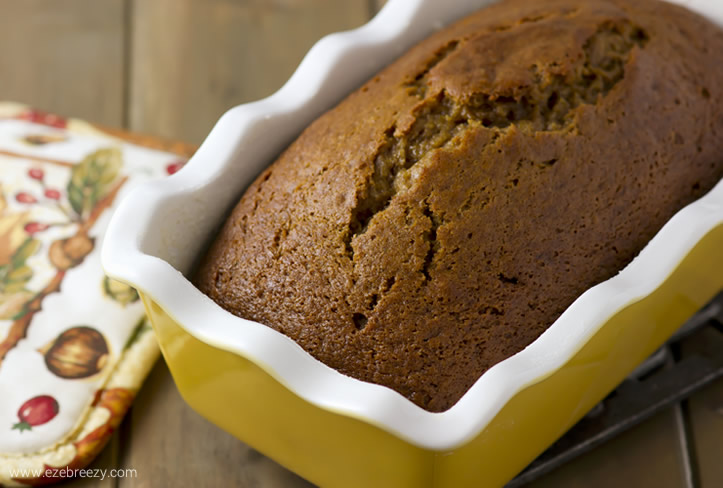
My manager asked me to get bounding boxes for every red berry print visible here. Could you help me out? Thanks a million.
[165,160,186,175]
[24,222,49,234]
[12,395,59,432]
[28,168,44,181]
[15,192,37,204]
[18,110,67,129]
[44,188,61,200]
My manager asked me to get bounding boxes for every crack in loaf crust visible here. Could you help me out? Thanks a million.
[195,0,723,412]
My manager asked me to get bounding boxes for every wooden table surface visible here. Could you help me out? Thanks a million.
[2,1,722,486]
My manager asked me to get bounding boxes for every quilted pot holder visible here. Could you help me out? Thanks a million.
[0,102,194,486]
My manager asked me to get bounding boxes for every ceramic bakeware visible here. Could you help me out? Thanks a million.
[101,0,723,486]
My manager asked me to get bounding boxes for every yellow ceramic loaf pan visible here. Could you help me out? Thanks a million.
[102,0,723,486]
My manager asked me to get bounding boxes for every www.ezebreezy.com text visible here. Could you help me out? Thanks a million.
[10,467,138,480]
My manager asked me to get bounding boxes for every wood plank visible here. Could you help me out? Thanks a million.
[127,0,371,144]
[0,0,126,126]
[528,409,688,488]
[688,377,723,487]
[116,360,312,488]
[680,327,723,488]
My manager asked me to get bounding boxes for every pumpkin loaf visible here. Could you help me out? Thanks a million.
[195,0,723,412]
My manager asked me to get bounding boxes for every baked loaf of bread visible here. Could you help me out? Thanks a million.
[196,0,723,412]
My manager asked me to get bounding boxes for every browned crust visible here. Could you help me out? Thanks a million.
[196,0,723,412]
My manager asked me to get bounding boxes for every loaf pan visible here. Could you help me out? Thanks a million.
[101,0,723,486]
